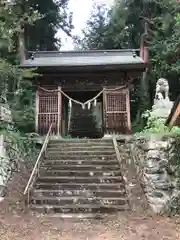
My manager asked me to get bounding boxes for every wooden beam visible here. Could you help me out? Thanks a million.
[36,71,142,79]
[169,104,180,127]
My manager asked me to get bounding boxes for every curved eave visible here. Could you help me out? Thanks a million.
[19,62,148,72]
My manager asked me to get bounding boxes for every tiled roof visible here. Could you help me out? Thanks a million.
[20,49,146,69]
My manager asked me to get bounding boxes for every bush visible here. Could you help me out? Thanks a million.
[136,109,180,136]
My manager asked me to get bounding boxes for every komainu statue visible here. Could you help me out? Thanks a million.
[155,78,169,100]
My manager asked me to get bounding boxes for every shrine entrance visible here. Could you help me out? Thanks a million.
[21,49,147,136]
[36,86,131,137]
[62,90,103,138]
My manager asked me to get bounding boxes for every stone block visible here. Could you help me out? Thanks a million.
[147,150,161,160]
[152,99,173,118]
[0,106,12,123]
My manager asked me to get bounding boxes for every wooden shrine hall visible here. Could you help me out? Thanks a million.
[20,48,148,138]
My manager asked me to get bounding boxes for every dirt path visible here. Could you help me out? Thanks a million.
[0,163,179,240]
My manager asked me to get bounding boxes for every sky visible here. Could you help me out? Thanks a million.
[57,0,114,50]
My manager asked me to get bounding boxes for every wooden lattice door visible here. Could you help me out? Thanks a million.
[103,88,131,134]
[36,87,62,135]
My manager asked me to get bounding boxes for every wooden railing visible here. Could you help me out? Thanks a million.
[23,123,53,202]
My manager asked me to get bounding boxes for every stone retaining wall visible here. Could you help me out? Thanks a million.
[130,136,180,215]
[0,105,19,198]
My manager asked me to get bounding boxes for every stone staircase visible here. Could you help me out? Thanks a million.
[29,139,129,218]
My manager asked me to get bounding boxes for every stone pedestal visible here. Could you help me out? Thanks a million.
[151,99,173,118]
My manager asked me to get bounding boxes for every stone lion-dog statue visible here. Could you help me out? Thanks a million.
[155,78,169,100]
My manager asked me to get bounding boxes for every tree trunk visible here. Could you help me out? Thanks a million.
[18,31,25,64]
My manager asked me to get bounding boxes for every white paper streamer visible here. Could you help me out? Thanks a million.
[94,99,97,107]
[68,99,72,108]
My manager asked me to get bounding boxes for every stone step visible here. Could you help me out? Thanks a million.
[40,164,120,171]
[28,139,129,217]
[37,176,123,184]
[39,170,121,177]
[44,155,116,161]
[32,189,126,198]
[47,146,114,151]
[49,139,111,144]
[48,142,113,148]
[30,196,127,205]
[46,150,116,156]
[29,212,117,219]
[42,159,118,166]
[30,203,129,214]
[35,182,124,190]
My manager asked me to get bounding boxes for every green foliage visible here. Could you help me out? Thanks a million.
[0,121,39,162]
[142,110,169,133]
[137,109,180,136]
[80,0,180,120]
[75,4,110,50]
[0,1,44,168]
[64,134,72,139]
[0,58,36,132]
[0,0,73,171]
[25,0,73,50]
[0,0,42,53]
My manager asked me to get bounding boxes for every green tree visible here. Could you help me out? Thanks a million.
[0,0,41,57]
[25,0,73,50]
[0,0,41,132]
[80,0,180,127]
[76,3,112,50]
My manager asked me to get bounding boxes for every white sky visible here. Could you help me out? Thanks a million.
[57,0,114,50]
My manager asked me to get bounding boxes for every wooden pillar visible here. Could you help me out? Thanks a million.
[103,88,108,135]
[35,90,39,133]
[57,86,62,136]
[126,89,131,134]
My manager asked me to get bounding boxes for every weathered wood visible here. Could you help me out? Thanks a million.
[57,86,61,136]
[35,90,39,132]
[36,71,135,90]
[170,104,180,127]
[126,89,131,133]
[103,89,129,134]
[24,124,52,197]
[38,89,58,135]
[36,71,139,91]
[35,68,135,135]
